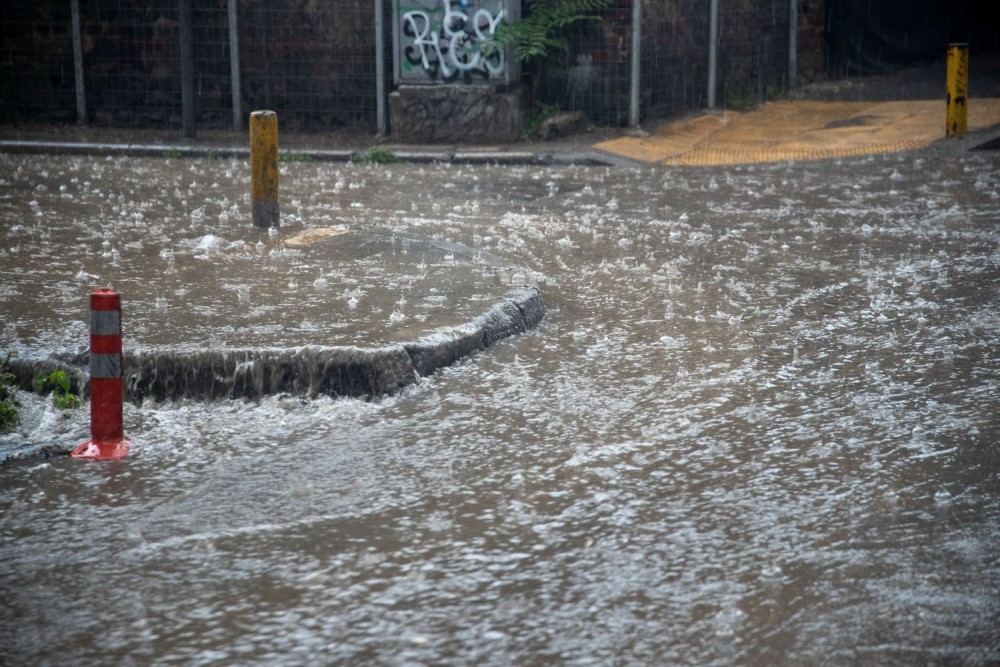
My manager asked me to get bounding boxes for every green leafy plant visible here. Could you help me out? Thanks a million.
[163,147,183,159]
[33,370,80,412]
[486,0,610,110]
[765,81,785,102]
[278,151,316,163]
[524,101,563,139]
[204,149,220,160]
[0,356,18,432]
[0,400,16,431]
[723,81,757,112]
[353,147,398,165]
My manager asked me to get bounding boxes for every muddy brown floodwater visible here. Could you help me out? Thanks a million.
[1,148,999,665]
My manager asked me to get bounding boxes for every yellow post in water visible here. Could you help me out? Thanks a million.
[946,43,969,138]
[250,110,279,228]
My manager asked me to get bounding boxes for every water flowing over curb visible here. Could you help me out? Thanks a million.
[9,288,544,405]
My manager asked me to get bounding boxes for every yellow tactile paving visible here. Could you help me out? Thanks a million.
[595,98,1000,165]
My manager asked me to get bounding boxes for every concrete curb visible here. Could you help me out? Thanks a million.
[124,287,544,402]
[1,443,72,463]
[2,288,543,462]
[7,288,544,405]
[0,140,620,166]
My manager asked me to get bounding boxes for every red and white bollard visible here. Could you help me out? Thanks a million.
[71,288,130,461]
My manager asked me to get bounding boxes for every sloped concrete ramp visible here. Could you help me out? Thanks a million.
[596,98,1000,165]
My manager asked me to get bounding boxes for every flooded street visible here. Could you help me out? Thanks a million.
[1,149,999,664]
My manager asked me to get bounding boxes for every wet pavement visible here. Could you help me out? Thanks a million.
[0,153,547,451]
[1,141,999,665]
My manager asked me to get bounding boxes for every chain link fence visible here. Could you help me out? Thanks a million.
[1,0,799,132]
[716,0,791,110]
[641,0,712,121]
[537,0,791,124]
[1,1,76,123]
[240,2,378,130]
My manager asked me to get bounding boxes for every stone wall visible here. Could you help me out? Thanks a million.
[389,84,522,143]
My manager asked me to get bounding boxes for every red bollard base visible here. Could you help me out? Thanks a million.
[71,438,130,461]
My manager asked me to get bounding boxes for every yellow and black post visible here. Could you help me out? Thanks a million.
[946,43,969,138]
[250,110,280,228]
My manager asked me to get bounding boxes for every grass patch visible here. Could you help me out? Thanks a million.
[279,151,316,163]
[353,147,399,165]
[163,147,184,159]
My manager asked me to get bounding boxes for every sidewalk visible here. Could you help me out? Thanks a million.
[2,58,1000,166]
[594,53,1000,165]
[595,97,1000,165]
[0,122,632,167]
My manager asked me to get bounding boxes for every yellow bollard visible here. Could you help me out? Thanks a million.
[946,43,969,138]
[250,110,280,228]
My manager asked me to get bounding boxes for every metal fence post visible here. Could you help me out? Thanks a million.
[707,0,719,108]
[180,0,196,138]
[229,0,242,131]
[788,0,797,84]
[71,0,86,124]
[376,0,386,136]
[629,0,641,127]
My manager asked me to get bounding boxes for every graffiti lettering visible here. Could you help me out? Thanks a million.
[399,1,506,83]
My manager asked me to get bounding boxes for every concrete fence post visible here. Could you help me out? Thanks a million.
[179,0,196,139]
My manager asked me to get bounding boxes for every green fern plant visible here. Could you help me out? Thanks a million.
[486,0,610,111]
[498,0,609,61]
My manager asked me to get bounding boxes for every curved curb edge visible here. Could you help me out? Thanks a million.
[2,289,543,461]
[7,288,545,406]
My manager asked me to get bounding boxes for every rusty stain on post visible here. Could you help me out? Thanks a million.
[250,110,279,228]
[946,43,968,138]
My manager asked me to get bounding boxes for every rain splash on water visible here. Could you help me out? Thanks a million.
[1,150,998,664]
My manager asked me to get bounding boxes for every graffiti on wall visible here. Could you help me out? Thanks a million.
[394,0,515,84]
